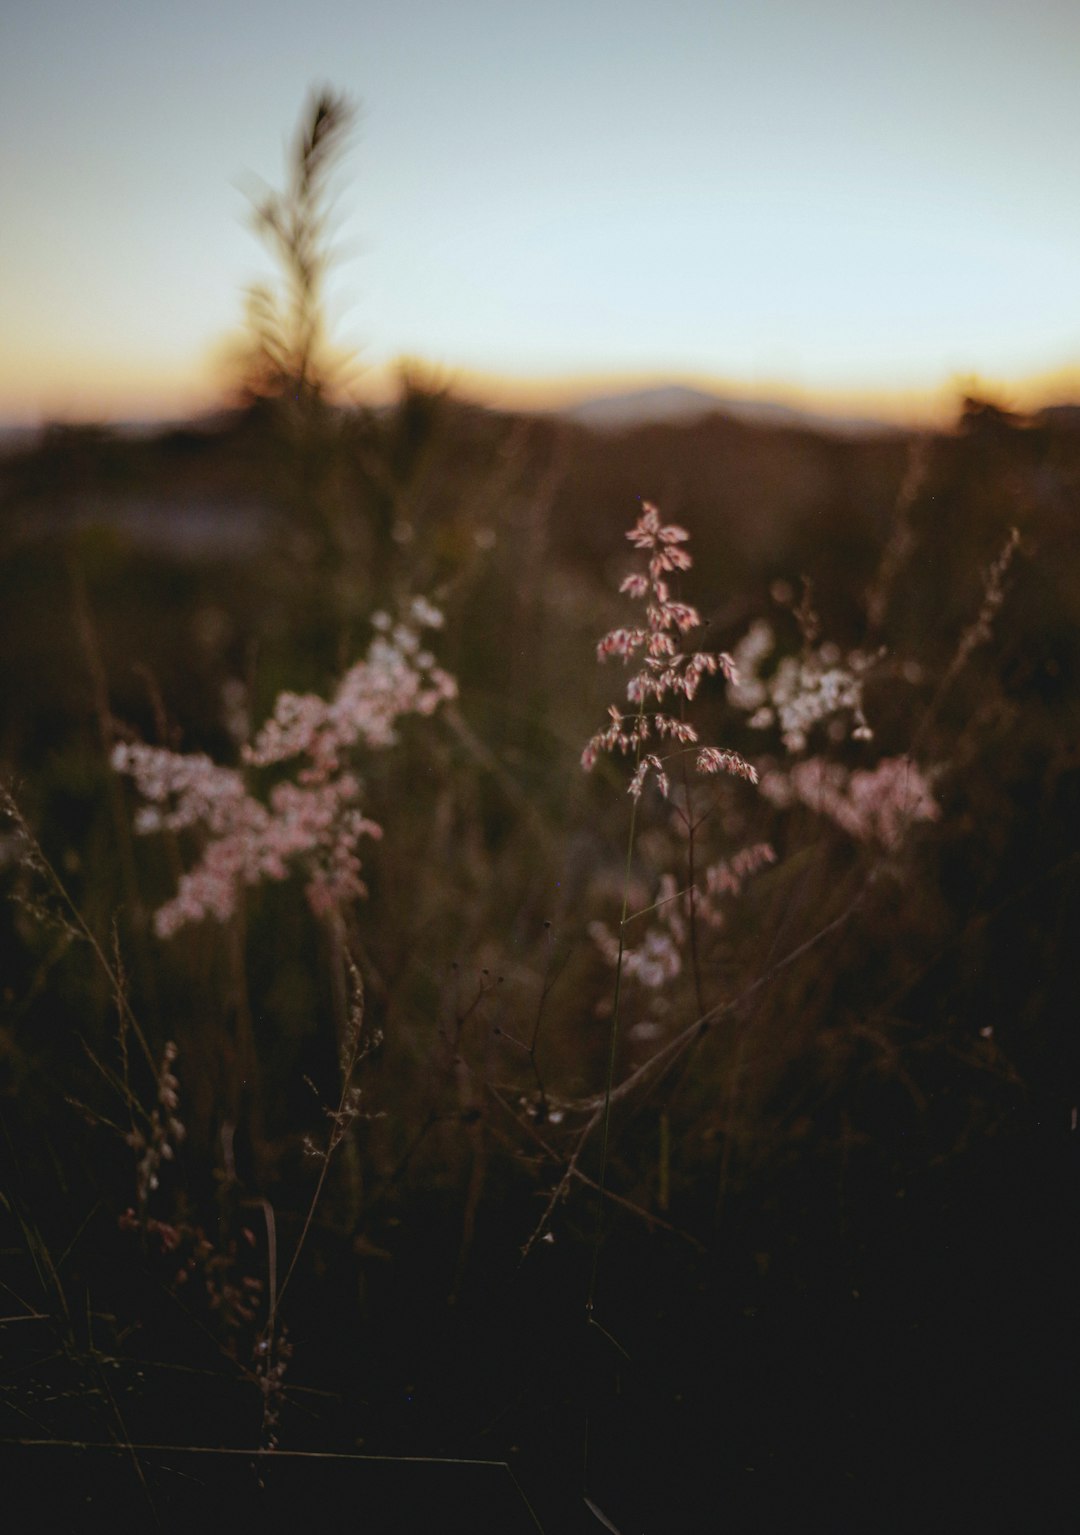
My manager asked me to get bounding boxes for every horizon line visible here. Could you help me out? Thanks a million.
[4,359,1080,435]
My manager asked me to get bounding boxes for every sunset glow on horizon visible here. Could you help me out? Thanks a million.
[4,0,1080,431]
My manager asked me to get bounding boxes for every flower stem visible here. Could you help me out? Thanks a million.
[587,727,643,1318]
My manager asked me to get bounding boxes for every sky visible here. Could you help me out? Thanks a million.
[3,0,1080,427]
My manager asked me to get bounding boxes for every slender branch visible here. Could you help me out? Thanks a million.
[523,885,867,1257]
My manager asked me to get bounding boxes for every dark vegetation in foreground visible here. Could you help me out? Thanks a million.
[1,389,1079,1532]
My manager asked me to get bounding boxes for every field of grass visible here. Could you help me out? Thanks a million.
[2,388,1079,1530]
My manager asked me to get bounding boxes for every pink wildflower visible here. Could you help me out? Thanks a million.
[583,503,749,799]
[696,747,758,784]
[115,598,455,935]
[628,754,670,801]
[758,755,939,850]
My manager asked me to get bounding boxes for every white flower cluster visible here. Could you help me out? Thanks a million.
[727,620,873,753]
[588,843,776,990]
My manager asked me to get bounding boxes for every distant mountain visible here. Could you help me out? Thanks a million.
[558,384,898,437]
[1033,403,1080,431]
[0,423,44,452]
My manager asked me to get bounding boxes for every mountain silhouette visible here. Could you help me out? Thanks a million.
[558,383,898,436]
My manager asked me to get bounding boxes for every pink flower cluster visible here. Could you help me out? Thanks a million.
[701,841,778,913]
[113,600,456,936]
[758,755,939,851]
[245,600,455,776]
[582,503,755,798]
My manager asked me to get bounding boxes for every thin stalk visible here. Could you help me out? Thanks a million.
[679,754,705,1017]
[67,553,159,1025]
[271,947,367,1328]
[496,924,558,1116]
[586,752,642,1318]
[526,923,557,1117]
[0,787,155,1074]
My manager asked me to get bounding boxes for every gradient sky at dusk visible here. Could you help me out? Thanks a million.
[3,0,1080,424]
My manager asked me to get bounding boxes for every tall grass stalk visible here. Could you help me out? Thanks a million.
[586,736,643,1322]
